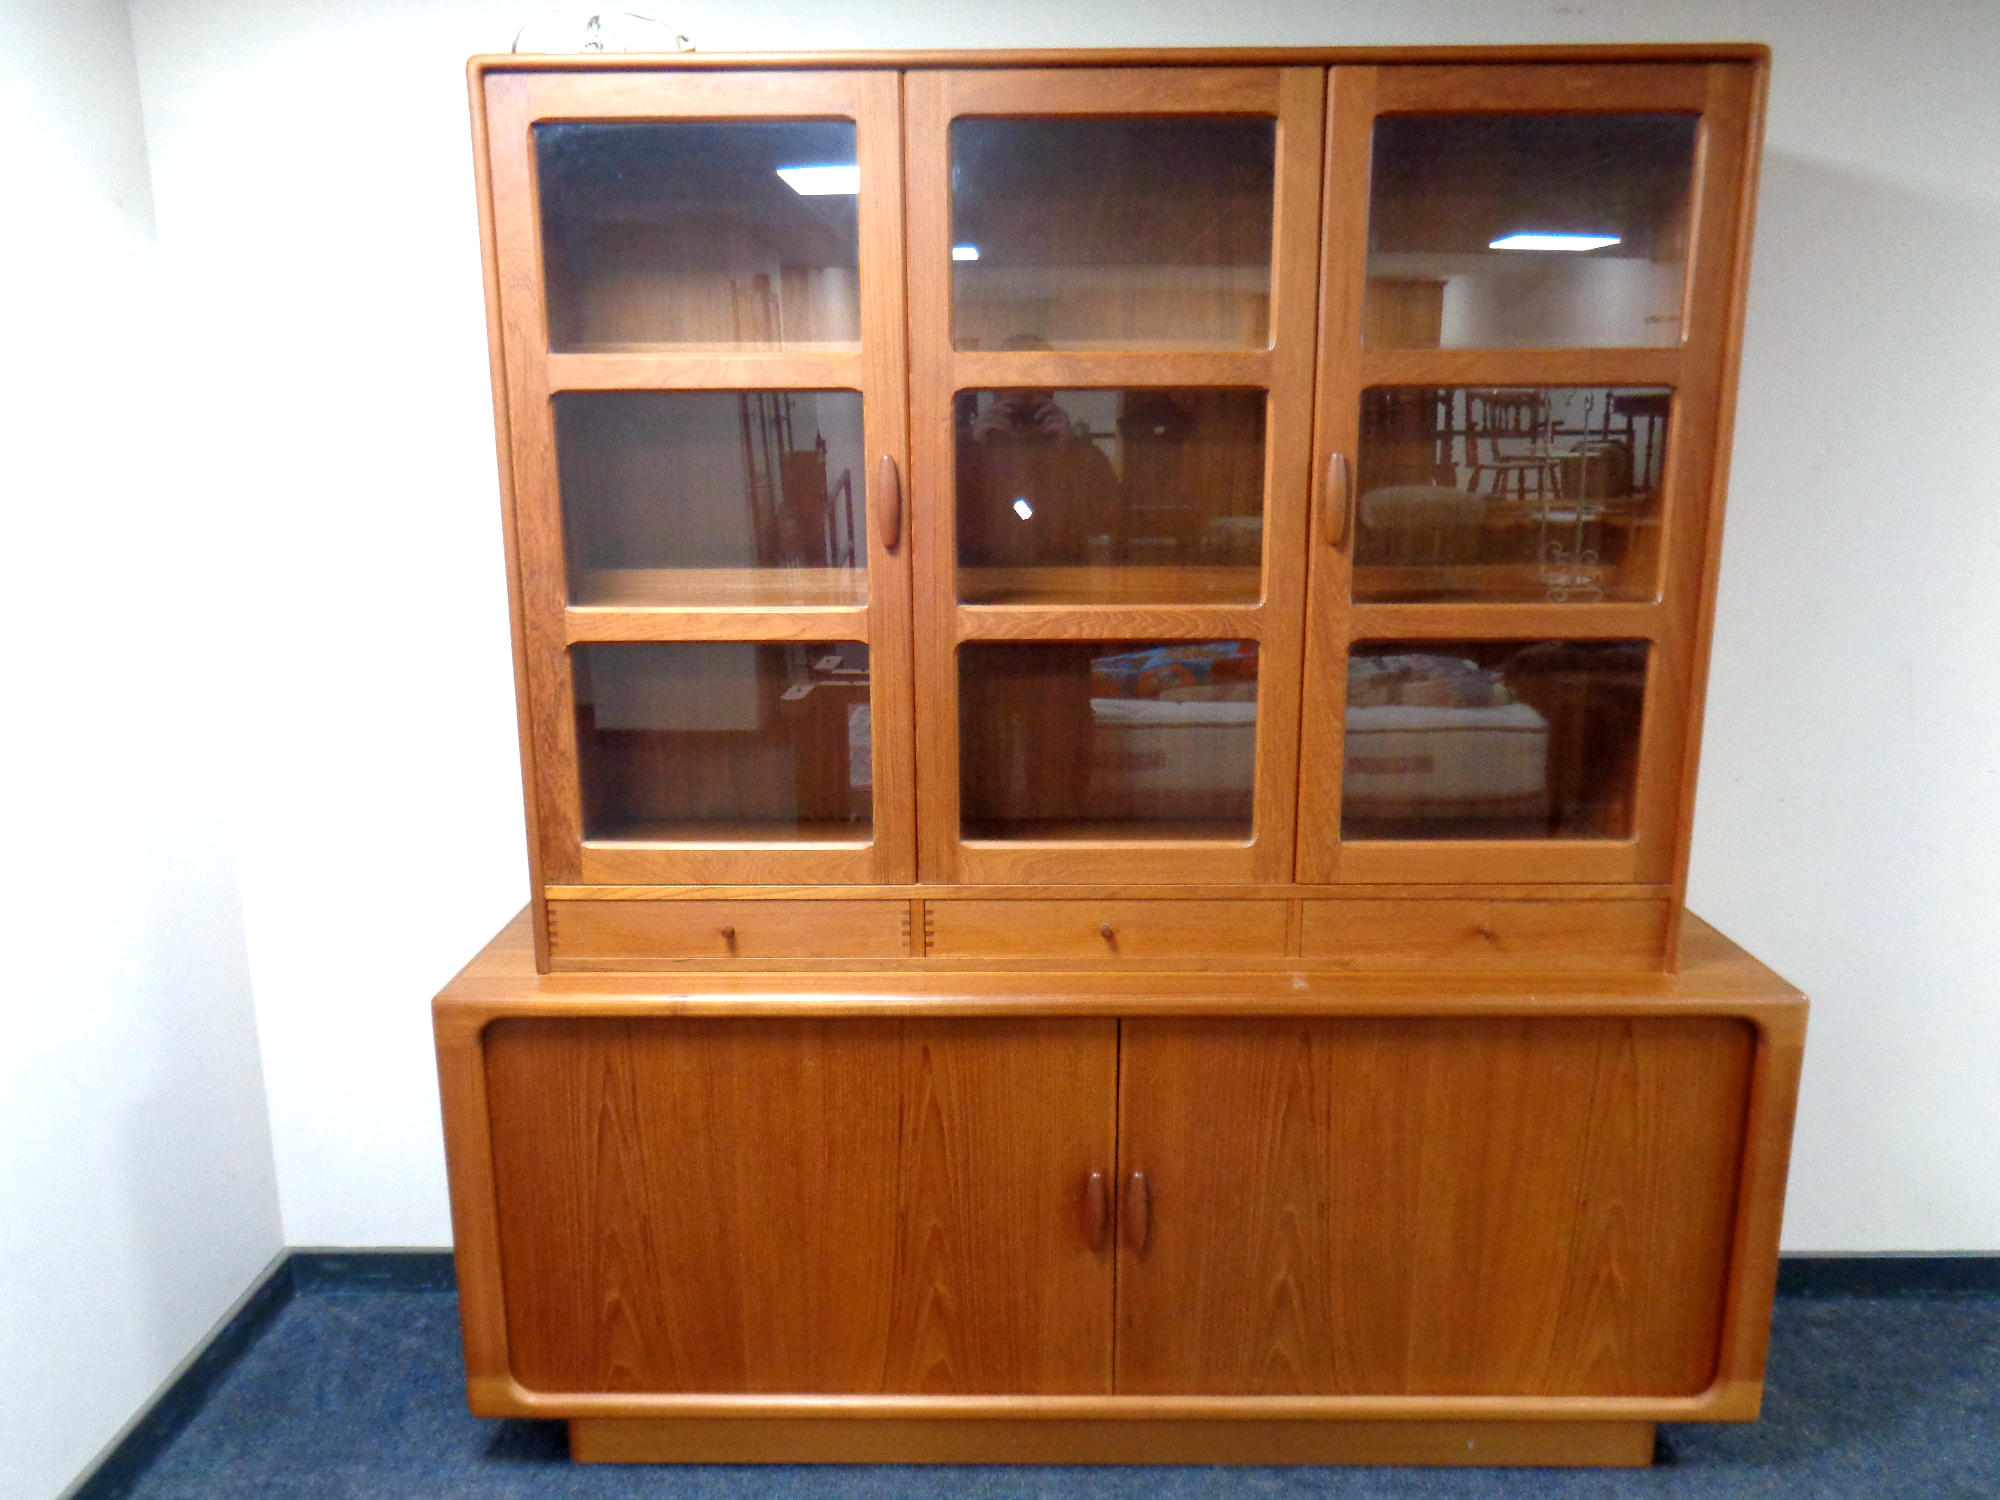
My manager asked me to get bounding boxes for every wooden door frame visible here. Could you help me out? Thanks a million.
[478,68,917,891]
[1295,61,1765,895]
[904,67,1325,885]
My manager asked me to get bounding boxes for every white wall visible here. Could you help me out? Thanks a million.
[119,0,2000,1253]
[0,2,285,1496]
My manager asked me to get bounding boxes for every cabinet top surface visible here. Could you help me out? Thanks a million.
[436,908,1805,1015]
[471,44,1770,76]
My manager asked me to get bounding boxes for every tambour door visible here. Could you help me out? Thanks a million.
[484,1016,1118,1395]
[904,67,1325,884]
[1297,62,1765,888]
[481,68,916,886]
[1115,1015,1755,1396]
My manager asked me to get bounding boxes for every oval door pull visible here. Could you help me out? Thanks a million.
[718,924,737,948]
[1323,451,1353,549]
[1099,923,1115,942]
[1084,1170,1111,1251]
[1123,1170,1152,1257]
[876,453,903,553]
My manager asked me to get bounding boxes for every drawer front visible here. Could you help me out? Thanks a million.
[548,900,911,962]
[1300,898,1669,972]
[926,901,1288,961]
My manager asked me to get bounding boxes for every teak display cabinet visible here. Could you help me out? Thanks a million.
[440,46,1804,1468]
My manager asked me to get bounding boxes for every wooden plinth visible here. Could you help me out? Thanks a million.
[568,1416,1658,1467]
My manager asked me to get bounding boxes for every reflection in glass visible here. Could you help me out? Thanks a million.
[951,118,1276,350]
[1365,115,1698,348]
[536,121,861,350]
[574,642,872,842]
[556,391,866,606]
[1342,641,1647,840]
[954,389,1265,603]
[960,641,1258,841]
[1354,386,1671,603]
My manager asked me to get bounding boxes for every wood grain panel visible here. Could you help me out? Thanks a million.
[1300,898,1669,972]
[938,67,1285,117]
[570,1414,1656,1465]
[927,900,1289,961]
[952,604,1266,642]
[547,899,910,961]
[543,351,863,391]
[484,1018,1115,1395]
[474,48,1770,79]
[563,606,871,644]
[1372,62,1711,114]
[1117,1016,1754,1396]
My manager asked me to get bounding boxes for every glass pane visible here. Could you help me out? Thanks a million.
[536,121,861,351]
[1343,641,1647,840]
[950,118,1275,350]
[960,641,1258,841]
[954,389,1265,603]
[556,391,867,607]
[574,642,872,842]
[1354,386,1671,603]
[1365,115,1698,348]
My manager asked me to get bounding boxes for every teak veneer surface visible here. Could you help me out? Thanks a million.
[480,1014,1751,1399]
[1116,1016,1751,1396]
[472,46,1770,74]
[449,49,1794,1466]
[436,908,1803,1438]
[441,906,1801,1015]
[567,1415,1659,1466]
[486,1017,1117,1394]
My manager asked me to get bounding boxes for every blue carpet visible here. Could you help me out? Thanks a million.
[121,1292,1999,1498]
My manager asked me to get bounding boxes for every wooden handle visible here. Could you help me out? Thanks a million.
[876,453,903,552]
[1123,1170,1152,1257]
[1099,922,1115,942]
[1322,450,1352,549]
[1083,1170,1111,1251]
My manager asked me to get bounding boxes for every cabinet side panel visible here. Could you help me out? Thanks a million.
[1118,1017,1753,1396]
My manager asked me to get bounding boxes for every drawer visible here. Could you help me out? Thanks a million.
[1300,898,1670,972]
[547,900,910,962]
[925,900,1288,961]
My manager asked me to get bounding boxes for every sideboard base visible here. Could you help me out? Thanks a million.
[567,1416,1658,1467]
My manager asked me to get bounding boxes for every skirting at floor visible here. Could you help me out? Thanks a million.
[70,1253,2000,1500]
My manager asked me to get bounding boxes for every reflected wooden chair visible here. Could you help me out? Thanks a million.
[1611,390,1672,495]
[1466,388,1565,501]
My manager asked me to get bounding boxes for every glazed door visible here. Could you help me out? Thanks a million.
[485,1017,1117,1394]
[482,69,916,885]
[904,68,1325,884]
[1114,1016,1753,1396]
[1296,63,1763,886]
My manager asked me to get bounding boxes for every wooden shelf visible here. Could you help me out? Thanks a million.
[571,568,870,611]
[956,565,1262,607]
[962,818,1253,845]
[585,819,872,847]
